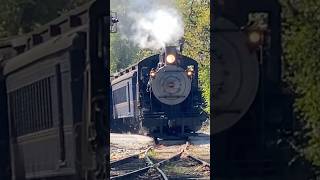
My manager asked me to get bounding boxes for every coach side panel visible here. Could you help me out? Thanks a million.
[5,51,77,179]
[112,73,137,119]
[0,68,10,179]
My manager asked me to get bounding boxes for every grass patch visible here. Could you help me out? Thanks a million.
[163,164,188,175]
[147,149,158,158]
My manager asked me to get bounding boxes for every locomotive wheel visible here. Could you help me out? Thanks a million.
[213,17,259,134]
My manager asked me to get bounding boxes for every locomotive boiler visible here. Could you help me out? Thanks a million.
[111,46,206,137]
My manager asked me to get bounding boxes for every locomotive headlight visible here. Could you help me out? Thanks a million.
[150,69,156,78]
[186,68,194,77]
[248,30,262,44]
[166,54,176,64]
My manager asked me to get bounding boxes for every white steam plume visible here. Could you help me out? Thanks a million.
[129,8,184,49]
[112,0,184,50]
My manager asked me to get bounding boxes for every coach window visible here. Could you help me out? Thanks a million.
[113,86,127,104]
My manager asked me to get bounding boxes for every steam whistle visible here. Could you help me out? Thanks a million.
[110,11,119,33]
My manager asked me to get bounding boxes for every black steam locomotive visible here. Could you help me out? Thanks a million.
[0,1,109,179]
[111,46,206,137]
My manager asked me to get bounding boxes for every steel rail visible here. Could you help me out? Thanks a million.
[110,146,152,179]
[145,147,168,180]
[111,139,192,179]
[186,154,210,167]
[110,166,152,179]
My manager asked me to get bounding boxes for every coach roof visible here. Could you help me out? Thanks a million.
[3,25,87,76]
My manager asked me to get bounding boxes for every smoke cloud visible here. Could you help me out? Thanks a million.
[111,0,184,50]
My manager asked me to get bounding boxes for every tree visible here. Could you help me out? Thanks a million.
[110,33,140,73]
[0,0,90,37]
[176,0,210,113]
[281,0,320,168]
[110,0,141,73]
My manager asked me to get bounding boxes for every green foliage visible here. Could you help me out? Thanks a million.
[110,0,143,73]
[0,0,90,37]
[146,148,158,158]
[135,49,158,61]
[281,0,320,168]
[176,0,210,113]
[110,33,140,73]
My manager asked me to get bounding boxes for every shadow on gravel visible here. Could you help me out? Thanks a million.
[188,133,210,145]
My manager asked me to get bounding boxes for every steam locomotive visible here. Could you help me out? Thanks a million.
[111,46,206,137]
[0,1,109,179]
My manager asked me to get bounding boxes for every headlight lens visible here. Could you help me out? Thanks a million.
[150,69,156,77]
[166,54,176,64]
[186,68,194,77]
[248,30,261,44]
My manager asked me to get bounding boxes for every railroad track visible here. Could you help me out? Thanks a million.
[110,138,210,179]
